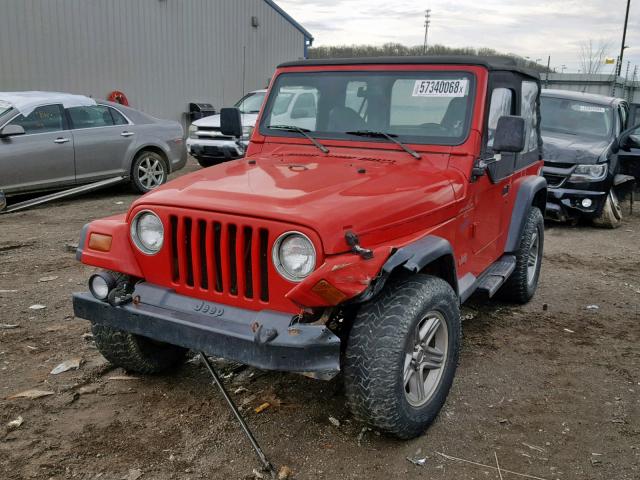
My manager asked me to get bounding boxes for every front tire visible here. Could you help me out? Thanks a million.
[593,189,622,229]
[131,151,168,193]
[343,275,461,439]
[498,206,544,304]
[92,325,187,374]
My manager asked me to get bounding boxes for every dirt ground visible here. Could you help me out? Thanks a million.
[1,158,639,480]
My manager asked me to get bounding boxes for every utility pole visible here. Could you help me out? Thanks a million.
[423,9,431,55]
[545,55,551,88]
[617,0,631,76]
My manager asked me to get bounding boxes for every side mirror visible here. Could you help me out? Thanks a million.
[492,116,526,153]
[0,124,25,139]
[618,123,640,151]
[219,108,243,138]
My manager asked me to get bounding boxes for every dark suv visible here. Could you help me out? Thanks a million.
[541,89,640,227]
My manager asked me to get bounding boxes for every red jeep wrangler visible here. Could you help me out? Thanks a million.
[73,56,546,439]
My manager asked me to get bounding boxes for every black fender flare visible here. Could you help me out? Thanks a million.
[350,235,458,304]
[505,176,547,252]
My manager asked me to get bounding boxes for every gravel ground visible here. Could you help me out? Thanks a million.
[1,158,639,479]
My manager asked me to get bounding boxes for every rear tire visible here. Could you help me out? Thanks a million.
[92,325,187,374]
[498,206,544,304]
[343,275,461,439]
[131,151,168,193]
[593,189,622,229]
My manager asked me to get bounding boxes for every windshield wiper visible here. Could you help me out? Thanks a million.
[267,124,329,154]
[345,130,421,160]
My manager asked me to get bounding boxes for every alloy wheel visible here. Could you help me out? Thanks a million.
[527,229,540,286]
[403,311,449,407]
[137,156,165,190]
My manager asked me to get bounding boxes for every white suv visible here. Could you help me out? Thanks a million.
[187,88,317,167]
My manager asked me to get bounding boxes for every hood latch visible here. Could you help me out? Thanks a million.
[345,231,373,260]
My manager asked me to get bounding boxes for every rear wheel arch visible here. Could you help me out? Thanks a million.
[532,186,547,214]
[505,176,547,253]
[130,145,170,175]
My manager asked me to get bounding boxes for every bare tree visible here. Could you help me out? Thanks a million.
[579,40,612,74]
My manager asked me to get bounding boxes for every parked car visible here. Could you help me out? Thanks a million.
[541,89,640,227]
[187,88,318,167]
[73,56,546,439]
[0,91,186,197]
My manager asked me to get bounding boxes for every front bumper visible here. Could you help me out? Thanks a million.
[186,138,245,160]
[545,187,607,221]
[73,283,341,377]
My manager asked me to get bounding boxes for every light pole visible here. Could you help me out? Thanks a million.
[617,0,631,76]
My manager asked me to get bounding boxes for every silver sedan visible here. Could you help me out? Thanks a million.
[0,92,187,197]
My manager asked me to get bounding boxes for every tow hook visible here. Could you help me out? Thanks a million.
[107,282,133,307]
[345,231,374,260]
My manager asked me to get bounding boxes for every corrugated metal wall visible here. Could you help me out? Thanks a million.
[0,0,306,124]
[544,74,640,103]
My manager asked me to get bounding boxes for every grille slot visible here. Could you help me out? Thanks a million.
[170,216,269,303]
[259,228,270,302]
[544,174,566,188]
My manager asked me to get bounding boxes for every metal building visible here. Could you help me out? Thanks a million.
[0,0,313,125]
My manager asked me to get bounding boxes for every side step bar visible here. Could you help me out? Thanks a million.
[0,176,126,214]
[475,254,516,298]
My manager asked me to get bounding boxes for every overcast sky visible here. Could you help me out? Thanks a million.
[278,0,639,75]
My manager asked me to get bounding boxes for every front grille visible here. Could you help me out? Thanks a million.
[169,215,270,302]
[196,126,234,141]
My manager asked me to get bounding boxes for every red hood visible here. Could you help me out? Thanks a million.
[133,150,462,254]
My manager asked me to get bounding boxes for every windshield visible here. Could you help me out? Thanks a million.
[541,96,613,138]
[260,71,475,146]
[0,100,12,117]
[235,91,266,114]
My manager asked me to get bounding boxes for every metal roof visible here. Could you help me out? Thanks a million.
[263,0,313,43]
[542,88,625,106]
[278,55,540,78]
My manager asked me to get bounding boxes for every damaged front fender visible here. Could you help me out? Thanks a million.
[286,246,394,307]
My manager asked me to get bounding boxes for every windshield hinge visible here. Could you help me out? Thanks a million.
[345,231,373,260]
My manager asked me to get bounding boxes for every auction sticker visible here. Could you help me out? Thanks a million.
[412,79,468,97]
[576,105,606,113]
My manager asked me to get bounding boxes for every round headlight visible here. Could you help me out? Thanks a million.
[272,232,316,282]
[131,211,164,254]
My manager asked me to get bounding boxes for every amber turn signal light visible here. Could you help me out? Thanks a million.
[312,279,347,305]
[88,233,113,252]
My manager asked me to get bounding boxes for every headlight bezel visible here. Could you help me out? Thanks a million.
[569,163,608,183]
[272,231,317,282]
[130,210,165,255]
[188,124,198,139]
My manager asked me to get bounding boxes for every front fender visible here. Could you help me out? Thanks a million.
[76,214,143,278]
[286,246,394,307]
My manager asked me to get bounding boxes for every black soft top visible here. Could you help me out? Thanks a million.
[279,55,540,80]
[542,89,625,107]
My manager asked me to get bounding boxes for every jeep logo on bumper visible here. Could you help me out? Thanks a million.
[193,301,224,317]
